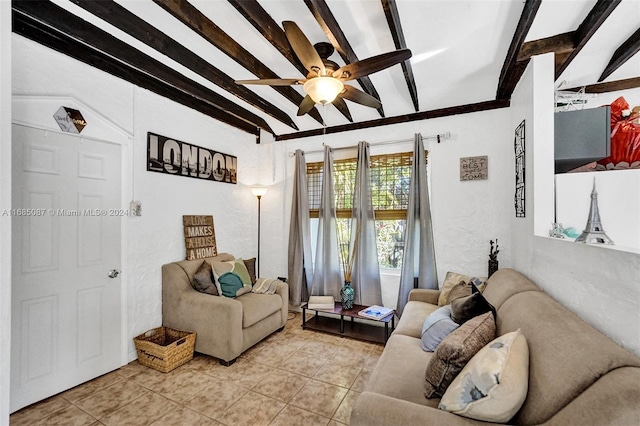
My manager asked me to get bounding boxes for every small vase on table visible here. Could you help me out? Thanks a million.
[340,281,355,310]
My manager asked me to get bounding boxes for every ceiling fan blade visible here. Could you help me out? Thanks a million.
[333,49,412,81]
[332,96,353,122]
[339,85,382,109]
[297,94,316,116]
[283,21,325,75]
[235,78,303,86]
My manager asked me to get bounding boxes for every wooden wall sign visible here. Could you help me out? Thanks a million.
[183,215,217,260]
[148,132,237,184]
[460,155,488,181]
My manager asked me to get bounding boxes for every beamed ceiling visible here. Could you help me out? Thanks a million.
[11,0,640,142]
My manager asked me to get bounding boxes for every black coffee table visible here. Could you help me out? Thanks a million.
[301,302,395,344]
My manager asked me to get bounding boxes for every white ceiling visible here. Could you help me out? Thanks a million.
[44,0,640,137]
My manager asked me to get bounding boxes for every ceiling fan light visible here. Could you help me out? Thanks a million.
[303,77,344,104]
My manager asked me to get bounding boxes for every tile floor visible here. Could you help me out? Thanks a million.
[10,313,383,426]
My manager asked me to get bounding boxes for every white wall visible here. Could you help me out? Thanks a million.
[1,2,12,425]
[10,35,259,368]
[264,105,514,292]
[510,54,640,356]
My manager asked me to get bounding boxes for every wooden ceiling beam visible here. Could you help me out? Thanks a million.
[496,0,541,100]
[381,0,419,112]
[304,0,385,117]
[565,77,640,93]
[599,27,640,82]
[275,99,509,141]
[226,0,307,77]
[153,0,324,126]
[12,9,259,135]
[555,0,621,80]
[13,0,268,133]
[71,0,298,131]
[517,32,575,61]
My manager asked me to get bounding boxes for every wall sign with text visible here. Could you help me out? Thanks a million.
[183,215,217,260]
[460,156,488,181]
[147,132,237,184]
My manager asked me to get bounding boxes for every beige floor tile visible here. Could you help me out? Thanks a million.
[313,363,362,388]
[289,379,348,418]
[350,367,374,392]
[61,371,127,403]
[100,391,177,426]
[184,379,248,420]
[328,348,369,368]
[149,406,220,426]
[332,390,360,425]
[279,351,328,377]
[10,396,72,426]
[269,404,331,426]
[215,391,285,426]
[33,405,97,426]
[248,344,297,368]
[151,368,219,404]
[328,420,348,426]
[251,369,309,402]
[297,340,339,359]
[76,380,149,420]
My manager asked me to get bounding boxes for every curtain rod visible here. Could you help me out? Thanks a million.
[288,131,451,157]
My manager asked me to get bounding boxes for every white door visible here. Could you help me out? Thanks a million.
[10,125,122,412]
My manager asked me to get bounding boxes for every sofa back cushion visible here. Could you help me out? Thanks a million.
[481,268,541,310]
[496,290,640,424]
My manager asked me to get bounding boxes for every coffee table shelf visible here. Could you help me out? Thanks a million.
[301,302,395,344]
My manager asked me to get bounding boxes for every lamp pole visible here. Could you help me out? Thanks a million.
[251,187,267,277]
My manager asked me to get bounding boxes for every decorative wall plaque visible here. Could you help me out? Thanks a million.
[514,120,526,217]
[148,132,237,184]
[53,106,87,133]
[460,156,488,181]
[183,215,217,260]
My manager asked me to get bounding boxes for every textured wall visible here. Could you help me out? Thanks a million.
[510,54,640,356]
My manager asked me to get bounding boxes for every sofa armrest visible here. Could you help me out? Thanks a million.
[350,392,490,426]
[408,289,440,304]
[274,280,289,326]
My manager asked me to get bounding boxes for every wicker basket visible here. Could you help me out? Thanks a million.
[133,327,196,373]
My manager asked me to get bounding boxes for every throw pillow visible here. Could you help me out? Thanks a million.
[218,272,250,298]
[421,305,460,352]
[227,259,253,286]
[192,261,219,296]
[439,330,529,423]
[243,257,257,284]
[450,283,496,325]
[438,272,487,306]
[424,311,496,398]
[446,281,473,304]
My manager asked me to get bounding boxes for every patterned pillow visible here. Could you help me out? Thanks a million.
[425,312,496,398]
[421,305,460,352]
[438,272,487,306]
[450,283,496,325]
[192,261,218,296]
[218,272,250,298]
[439,330,529,423]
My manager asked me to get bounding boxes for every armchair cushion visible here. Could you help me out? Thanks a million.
[239,292,283,328]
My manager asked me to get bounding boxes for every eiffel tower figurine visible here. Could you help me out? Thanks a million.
[575,179,614,245]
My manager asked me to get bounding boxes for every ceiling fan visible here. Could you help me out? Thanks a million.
[235,21,412,120]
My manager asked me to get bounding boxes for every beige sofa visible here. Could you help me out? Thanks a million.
[162,253,288,365]
[351,268,640,425]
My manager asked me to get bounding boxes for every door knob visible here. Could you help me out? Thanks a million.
[108,269,121,278]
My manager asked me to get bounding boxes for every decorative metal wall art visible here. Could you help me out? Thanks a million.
[147,132,237,184]
[514,120,526,217]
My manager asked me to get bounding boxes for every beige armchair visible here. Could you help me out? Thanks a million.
[162,253,288,365]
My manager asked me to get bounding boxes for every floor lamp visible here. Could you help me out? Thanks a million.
[251,186,267,277]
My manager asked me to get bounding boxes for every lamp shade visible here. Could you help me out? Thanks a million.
[251,186,268,197]
[303,77,344,104]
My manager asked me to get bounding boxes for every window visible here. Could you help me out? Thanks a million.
[306,151,427,268]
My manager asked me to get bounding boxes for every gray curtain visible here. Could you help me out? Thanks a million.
[397,134,438,316]
[287,149,313,306]
[310,146,342,299]
[351,141,383,306]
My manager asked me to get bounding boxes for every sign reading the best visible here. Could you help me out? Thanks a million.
[183,215,217,260]
[460,156,488,181]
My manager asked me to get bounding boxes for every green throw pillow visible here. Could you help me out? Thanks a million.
[218,272,245,298]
